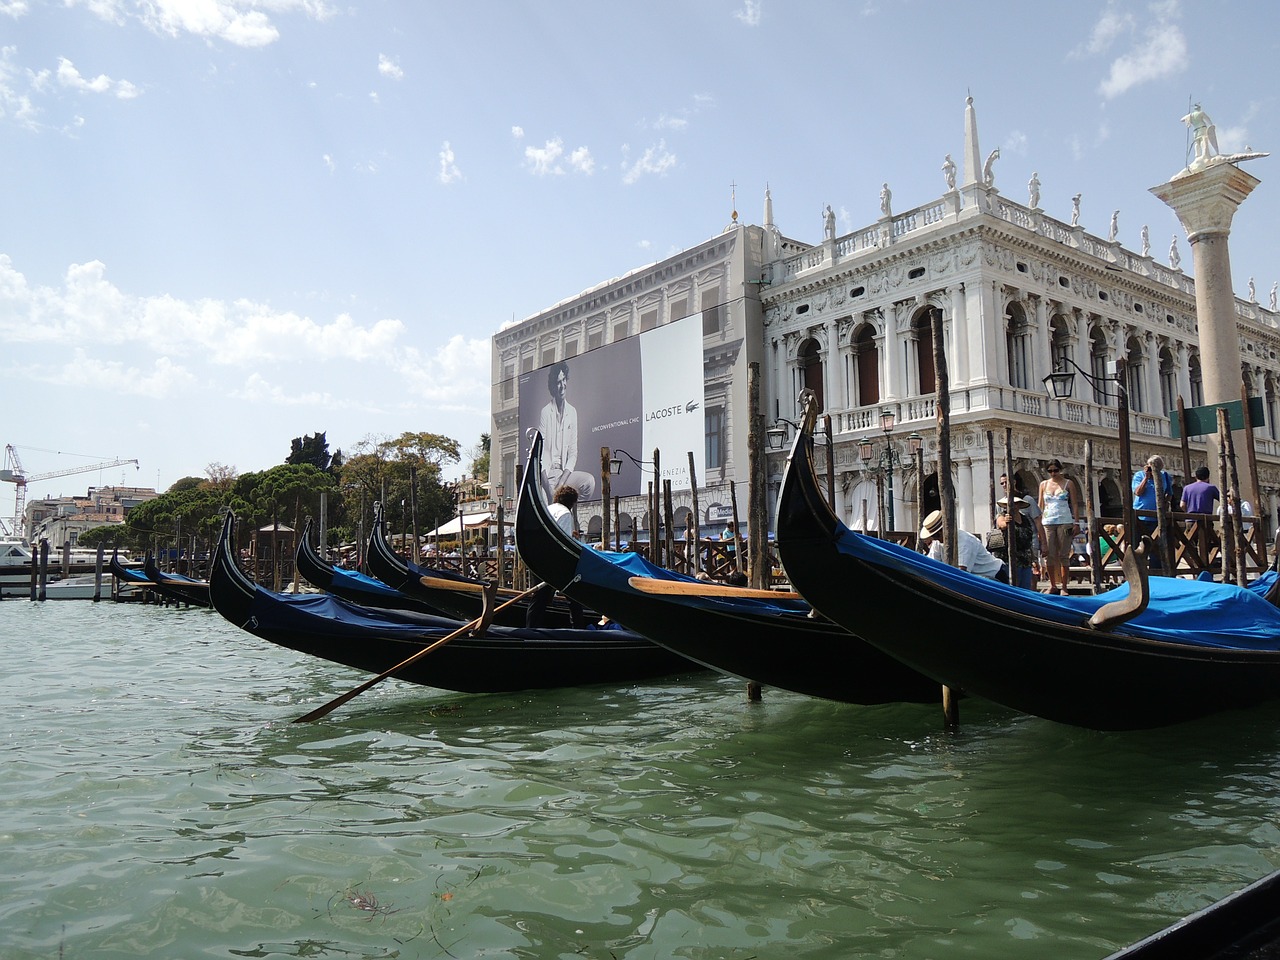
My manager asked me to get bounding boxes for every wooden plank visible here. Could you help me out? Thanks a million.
[627,576,801,600]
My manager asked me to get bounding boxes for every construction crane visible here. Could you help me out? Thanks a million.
[1,445,140,539]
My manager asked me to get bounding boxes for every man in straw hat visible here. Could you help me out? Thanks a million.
[918,509,1008,582]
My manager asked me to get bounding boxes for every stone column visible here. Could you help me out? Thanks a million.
[1152,159,1263,502]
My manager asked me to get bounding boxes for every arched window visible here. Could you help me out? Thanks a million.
[1158,346,1177,416]
[1125,336,1145,413]
[1188,352,1203,407]
[1006,302,1032,389]
[1049,314,1071,373]
[1267,375,1278,441]
[1089,328,1111,406]
[911,309,937,394]
[798,339,825,413]
[852,323,880,407]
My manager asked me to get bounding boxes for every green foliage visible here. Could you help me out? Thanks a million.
[287,432,333,472]
[77,525,126,549]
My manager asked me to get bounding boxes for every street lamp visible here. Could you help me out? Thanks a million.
[1042,355,1135,538]
[857,409,922,531]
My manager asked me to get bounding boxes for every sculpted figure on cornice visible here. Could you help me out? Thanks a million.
[886,264,906,290]
[928,248,956,275]
[955,241,980,269]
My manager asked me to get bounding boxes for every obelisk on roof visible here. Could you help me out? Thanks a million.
[962,94,982,188]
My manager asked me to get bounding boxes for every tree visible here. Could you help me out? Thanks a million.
[77,524,126,549]
[331,432,461,547]
[468,432,491,483]
[287,432,332,472]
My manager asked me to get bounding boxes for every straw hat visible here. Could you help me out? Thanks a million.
[919,509,944,540]
[996,496,1027,511]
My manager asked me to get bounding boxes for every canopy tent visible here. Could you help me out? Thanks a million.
[424,513,494,538]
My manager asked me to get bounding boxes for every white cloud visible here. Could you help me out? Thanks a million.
[392,335,490,404]
[1073,5,1134,58]
[0,256,405,367]
[511,125,524,139]
[734,0,761,26]
[621,140,676,185]
[56,57,140,99]
[523,137,595,176]
[322,153,334,172]
[378,53,403,80]
[69,0,337,49]
[0,1,29,16]
[438,140,461,184]
[1090,1,1187,99]
[568,146,594,175]
[525,137,564,175]
[0,47,40,128]
[1002,130,1029,156]
[27,349,199,398]
[233,371,359,408]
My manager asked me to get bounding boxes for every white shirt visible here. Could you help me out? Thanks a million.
[549,502,575,539]
[928,529,1003,578]
[538,400,578,476]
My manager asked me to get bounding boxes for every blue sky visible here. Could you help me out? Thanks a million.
[2,0,1278,513]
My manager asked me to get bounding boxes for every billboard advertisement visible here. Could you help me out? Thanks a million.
[518,313,704,500]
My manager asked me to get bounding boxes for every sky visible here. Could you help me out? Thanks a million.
[2,0,1279,521]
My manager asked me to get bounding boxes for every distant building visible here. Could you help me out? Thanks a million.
[492,98,1280,539]
[27,485,159,546]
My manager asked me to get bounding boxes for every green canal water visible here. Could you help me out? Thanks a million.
[2,600,1279,959]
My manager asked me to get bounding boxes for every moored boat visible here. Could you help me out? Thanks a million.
[143,556,211,608]
[514,429,940,705]
[210,511,692,695]
[365,502,583,628]
[775,398,1280,730]
[294,519,450,616]
[1103,868,1280,959]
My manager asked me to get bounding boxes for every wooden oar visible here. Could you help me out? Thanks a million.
[419,575,527,598]
[293,582,547,723]
[627,576,801,600]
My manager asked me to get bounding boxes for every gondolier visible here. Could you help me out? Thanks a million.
[918,509,1007,582]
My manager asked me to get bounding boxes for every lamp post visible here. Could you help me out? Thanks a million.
[857,409,922,533]
[1042,356,1133,532]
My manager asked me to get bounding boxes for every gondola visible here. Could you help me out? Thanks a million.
[294,519,450,616]
[1103,867,1280,959]
[775,396,1280,730]
[110,549,151,585]
[142,555,211,608]
[210,511,692,694]
[364,501,583,628]
[514,430,940,705]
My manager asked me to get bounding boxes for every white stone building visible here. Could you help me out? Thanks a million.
[492,98,1280,540]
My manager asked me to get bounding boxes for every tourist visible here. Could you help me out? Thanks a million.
[918,509,1007,582]
[1179,466,1220,519]
[525,485,586,628]
[1132,454,1172,561]
[1000,473,1045,562]
[990,497,1036,589]
[1038,459,1081,596]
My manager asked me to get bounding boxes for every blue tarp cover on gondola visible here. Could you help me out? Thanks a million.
[838,531,1280,650]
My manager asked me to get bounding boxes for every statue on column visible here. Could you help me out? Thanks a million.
[1027,171,1041,209]
[983,148,1000,188]
[942,154,957,191]
[1181,103,1220,168]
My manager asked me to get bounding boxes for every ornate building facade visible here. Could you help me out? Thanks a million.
[492,98,1280,540]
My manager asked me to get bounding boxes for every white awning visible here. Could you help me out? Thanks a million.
[424,513,493,537]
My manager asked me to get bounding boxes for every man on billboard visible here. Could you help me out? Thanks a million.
[538,361,596,501]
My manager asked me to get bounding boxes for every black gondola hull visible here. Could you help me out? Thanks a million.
[514,432,938,705]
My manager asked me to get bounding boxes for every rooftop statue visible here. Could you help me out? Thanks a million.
[1182,103,1220,170]
[942,154,956,191]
